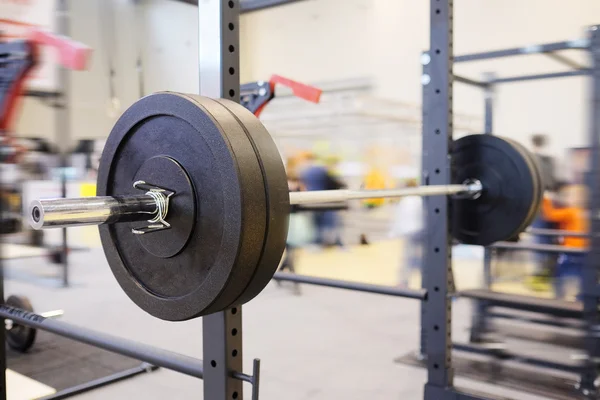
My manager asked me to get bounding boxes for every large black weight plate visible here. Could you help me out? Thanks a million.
[179,95,267,315]
[452,134,539,246]
[6,295,36,352]
[214,99,290,306]
[97,92,266,321]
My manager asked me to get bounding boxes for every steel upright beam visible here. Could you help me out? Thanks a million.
[580,24,600,398]
[472,76,495,343]
[483,76,494,135]
[482,77,494,288]
[199,2,244,400]
[56,0,70,288]
[422,0,454,396]
[0,224,6,400]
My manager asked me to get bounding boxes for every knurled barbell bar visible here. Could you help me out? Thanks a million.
[27,92,542,321]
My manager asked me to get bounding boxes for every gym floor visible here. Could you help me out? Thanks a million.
[4,234,552,399]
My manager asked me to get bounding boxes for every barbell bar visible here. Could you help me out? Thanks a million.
[29,181,482,230]
[289,181,482,205]
[30,180,174,232]
[30,195,157,230]
[24,92,542,321]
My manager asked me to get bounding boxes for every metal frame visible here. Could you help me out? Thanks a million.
[1,2,597,400]
[452,343,585,374]
[0,248,6,399]
[421,1,599,398]
[197,2,245,399]
[273,272,427,299]
[580,24,600,397]
[0,305,204,377]
[449,19,600,398]
[421,2,496,399]
[421,0,456,396]
[473,72,495,346]
[55,0,70,288]
[454,39,589,62]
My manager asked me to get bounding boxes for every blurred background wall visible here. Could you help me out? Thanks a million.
[12,0,600,172]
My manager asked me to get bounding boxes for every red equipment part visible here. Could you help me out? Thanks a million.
[270,74,322,103]
[27,29,91,71]
[248,75,322,118]
[1,29,92,133]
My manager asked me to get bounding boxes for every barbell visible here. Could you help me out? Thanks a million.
[28,92,542,321]
[31,182,483,230]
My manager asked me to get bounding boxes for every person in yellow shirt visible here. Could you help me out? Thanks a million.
[358,167,390,245]
[361,167,388,208]
[541,184,588,300]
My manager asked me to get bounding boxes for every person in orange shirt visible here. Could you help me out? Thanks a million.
[541,184,588,300]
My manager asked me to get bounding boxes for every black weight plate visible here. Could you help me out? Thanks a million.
[214,99,290,306]
[179,95,267,315]
[452,134,536,246]
[97,92,266,321]
[502,138,543,235]
[6,295,36,352]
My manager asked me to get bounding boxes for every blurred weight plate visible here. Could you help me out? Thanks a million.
[503,138,543,237]
[452,134,540,246]
[97,92,266,321]
[214,99,290,306]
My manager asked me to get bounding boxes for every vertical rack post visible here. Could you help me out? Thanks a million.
[483,80,494,135]
[471,77,494,343]
[482,80,493,287]
[56,0,70,287]
[418,50,430,360]
[580,24,600,398]
[422,0,454,398]
[0,232,6,400]
[199,1,244,400]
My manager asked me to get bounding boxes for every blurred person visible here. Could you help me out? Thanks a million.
[531,134,557,191]
[541,184,588,300]
[359,166,389,245]
[279,157,313,294]
[389,179,425,287]
[299,153,345,248]
[528,134,559,289]
[323,155,346,248]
